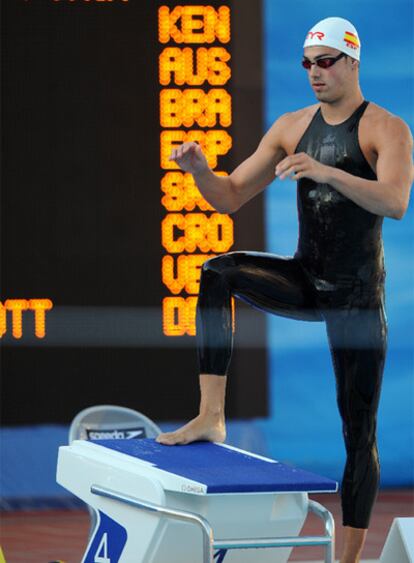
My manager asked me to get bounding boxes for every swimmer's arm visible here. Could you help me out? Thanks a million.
[326,116,413,219]
[175,116,287,214]
[223,118,287,213]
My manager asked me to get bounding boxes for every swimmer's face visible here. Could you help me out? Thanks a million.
[303,46,358,103]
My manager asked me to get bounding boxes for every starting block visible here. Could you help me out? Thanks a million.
[57,438,337,562]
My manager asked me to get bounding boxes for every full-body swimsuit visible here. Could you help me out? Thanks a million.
[196,100,387,528]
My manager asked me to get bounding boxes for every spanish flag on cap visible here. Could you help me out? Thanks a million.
[344,31,360,49]
[304,17,361,61]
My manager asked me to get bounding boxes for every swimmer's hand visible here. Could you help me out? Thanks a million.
[169,142,209,175]
[275,152,329,183]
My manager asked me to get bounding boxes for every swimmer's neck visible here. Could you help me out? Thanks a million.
[319,89,365,125]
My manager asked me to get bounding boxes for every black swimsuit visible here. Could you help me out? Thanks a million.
[196,100,387,529]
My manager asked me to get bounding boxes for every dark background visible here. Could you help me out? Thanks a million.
[1,0,267,424]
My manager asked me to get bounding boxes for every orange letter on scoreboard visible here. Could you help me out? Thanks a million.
[160,130,186,170]
[203,130,232,167]
[158,6,183,44]
[163,89,206,128]
[162,213,186,253]
[159,47,186,86]
[0,302,6,338]
[206,89,232,127]
[184,213,209,252]
[5,299,29,339]
[185,254,213,294]
[29,299,53,339]
[183,47,208,86]
[181,6,207,43]
[207,213,234,252]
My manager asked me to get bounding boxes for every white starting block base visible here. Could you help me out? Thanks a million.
[380,517,414,563]
[57,439,337,563]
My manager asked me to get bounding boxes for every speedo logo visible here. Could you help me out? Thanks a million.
[87,427,146,440]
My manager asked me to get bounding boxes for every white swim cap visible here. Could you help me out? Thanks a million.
[304,17,361,61]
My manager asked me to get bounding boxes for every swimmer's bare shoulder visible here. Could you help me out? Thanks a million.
[265,104,320,155]
[359,102,414,175]
[360,102,413,147]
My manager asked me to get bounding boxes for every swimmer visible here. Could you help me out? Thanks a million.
[156,17,414,563]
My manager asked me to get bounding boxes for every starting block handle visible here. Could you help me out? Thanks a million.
[308,499,335,563]
[90,485,335,563]
[90,484,214,563]
[214,500,335,562]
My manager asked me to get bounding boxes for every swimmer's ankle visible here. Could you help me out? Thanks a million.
[199,404,225,418]
[198,373,227,418]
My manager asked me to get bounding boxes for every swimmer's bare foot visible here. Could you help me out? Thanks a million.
[156,412,226,445]
[156,374,227,446]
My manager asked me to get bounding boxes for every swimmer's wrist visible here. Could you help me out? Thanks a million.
[323,165,341,186]
[193,165,213,179]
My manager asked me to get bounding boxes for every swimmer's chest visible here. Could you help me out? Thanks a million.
[283,103,378,179]
[292,104,377,215]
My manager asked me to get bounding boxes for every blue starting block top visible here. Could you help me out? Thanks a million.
[91,439,338,495]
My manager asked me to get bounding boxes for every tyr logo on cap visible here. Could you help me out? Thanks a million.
[307,31,325,40]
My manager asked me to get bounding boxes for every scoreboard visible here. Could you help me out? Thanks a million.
[1,0,267,424]
[159,5,234,336]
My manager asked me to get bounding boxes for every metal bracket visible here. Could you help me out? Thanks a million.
[91,485,335,563]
